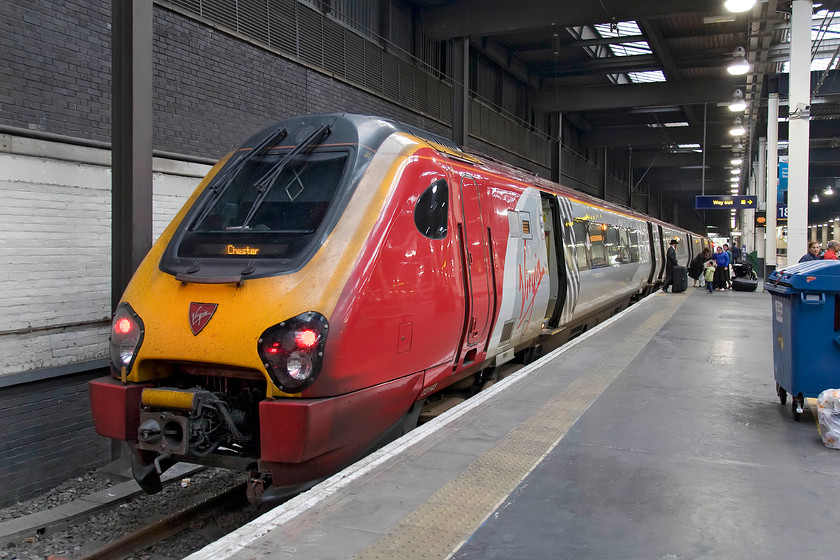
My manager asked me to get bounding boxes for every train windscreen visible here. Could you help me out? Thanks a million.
[176,149,349,261]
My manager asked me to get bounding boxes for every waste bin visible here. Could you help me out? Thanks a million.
[765,260,840,420]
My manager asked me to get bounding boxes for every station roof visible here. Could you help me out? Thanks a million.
[413,0,840,233]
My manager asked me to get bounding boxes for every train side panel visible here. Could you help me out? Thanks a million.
[320,145,465,396]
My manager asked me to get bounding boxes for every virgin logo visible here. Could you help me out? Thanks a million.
[189,303,218,335]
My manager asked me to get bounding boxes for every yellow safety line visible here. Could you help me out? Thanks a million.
[355,295,685,560]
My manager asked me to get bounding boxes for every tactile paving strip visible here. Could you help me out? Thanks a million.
[356,296,683,560]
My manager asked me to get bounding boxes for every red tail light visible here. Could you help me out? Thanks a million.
[109,303,145,375]
[258,312,328,393]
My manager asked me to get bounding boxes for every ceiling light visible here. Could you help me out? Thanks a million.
[727,47,750,75]
[704,15,737,24]
[812,194,820,203]
[731,142,744,152]
[730,177,740,183]
[825,186,834,195]
[731,168,741,175]
[729,89,746,112]
[725,0,756,13]
[730,117,746,136]
[731,158,743,165]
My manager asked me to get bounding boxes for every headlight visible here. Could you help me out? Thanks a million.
[109,303,145,375]
[258,312,328,393]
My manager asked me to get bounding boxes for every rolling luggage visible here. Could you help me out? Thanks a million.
[732,277,758,292]
[671,265,688,293]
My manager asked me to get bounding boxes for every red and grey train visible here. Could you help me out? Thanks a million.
[89,113,707,499]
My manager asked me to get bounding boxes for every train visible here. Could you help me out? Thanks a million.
[89,113,709,502]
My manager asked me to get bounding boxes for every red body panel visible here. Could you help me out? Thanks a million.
[312,151,466,396]
[88,377,152,440]
[260,371,424,484]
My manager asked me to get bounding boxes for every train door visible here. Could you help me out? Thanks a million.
[541,194,567,328]
[459,175,491,347]
[646,222,657,285]
[656,225,666,281]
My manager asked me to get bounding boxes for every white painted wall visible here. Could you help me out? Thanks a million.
[0,134,211,378]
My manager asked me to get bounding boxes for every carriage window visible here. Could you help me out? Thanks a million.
[588,222,607,268]
[572,220,590,270]
[414,179,449,239]
[619,228,632,263]
[629,230,641,262]
[605,226,621,265]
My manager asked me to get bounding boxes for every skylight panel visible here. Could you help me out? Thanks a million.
[608,41,653,56]
[594,20,642,38]
[781,57,836,72]
[593,20,652,57]
[629,70,666,83]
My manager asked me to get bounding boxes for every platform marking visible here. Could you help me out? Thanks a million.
[183,293,684,560]
[355,295,684,560]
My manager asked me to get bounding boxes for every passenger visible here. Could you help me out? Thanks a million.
[713,246,730,291]
[723,243,733,288]
[661,239,679,293]
[688,248,708,288]
[823,240,839,260]
[799,241,821,262]
[704,260,716,293]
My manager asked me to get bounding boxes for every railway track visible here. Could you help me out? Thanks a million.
[78,482,249,560]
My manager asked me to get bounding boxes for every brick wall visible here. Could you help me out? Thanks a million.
[0,369,111,507]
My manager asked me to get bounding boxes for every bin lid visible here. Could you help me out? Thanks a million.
[766,260,840,293]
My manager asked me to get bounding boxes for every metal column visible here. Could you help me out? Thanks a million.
[451,37,469,147]
[111,0,153,312]
[787,0,812,264]
[755,137,767,273]
[766,93,779,277]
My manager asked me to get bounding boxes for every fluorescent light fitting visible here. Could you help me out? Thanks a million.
[731,158,743,165]
[704,15,737,24]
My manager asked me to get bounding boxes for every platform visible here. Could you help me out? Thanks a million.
[186,286,840,560]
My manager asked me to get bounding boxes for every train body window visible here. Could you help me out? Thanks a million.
[572,220,590,270]
[619,228,632,263]
[629,230,641,262]
[605,226,621,265]
[588,222,607,268]
[414,179,449,239]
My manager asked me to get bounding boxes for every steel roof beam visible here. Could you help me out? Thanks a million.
[533,79,734,112]
[420,0,720,40]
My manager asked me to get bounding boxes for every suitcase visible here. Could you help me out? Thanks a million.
[671,265,688,293]
[732,277,758,292]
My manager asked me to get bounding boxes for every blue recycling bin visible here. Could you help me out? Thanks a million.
[765,260,840,419]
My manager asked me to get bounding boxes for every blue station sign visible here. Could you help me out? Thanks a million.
[695,195,757,210]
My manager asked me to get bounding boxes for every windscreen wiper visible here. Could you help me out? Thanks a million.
[239,124,332,230]
[193,127,288,230]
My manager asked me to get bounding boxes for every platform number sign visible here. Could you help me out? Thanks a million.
[777,204,788,222]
